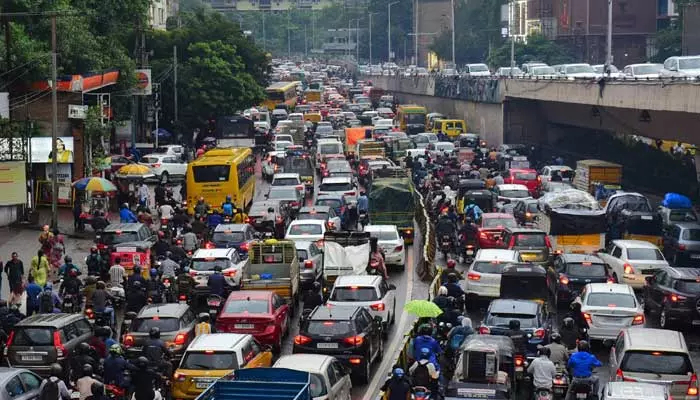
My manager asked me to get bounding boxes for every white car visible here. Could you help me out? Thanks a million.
[622,63,663,79]
[465,249,519,301]
[529,66,558,78]
[272,172,305,199]
[495,67,524,77]
[327,275,397,333]
[270,140,294,159]
[158,144,186,161]
[318,176,357,202]
[412,132,438,149]
[493,184,532,204]
[538,165,574,182]
[659,55,700,78]
[465,63,491,77]
[427,142,455,158]
[553,63,599,79]
[190,248,250,289]
[363,225,405,269]
[140,153,187,184]
[592,64,623,78]
[273,354,353,400]
[576,283,645,341]
[273,134,294,144]
[373,118,394,128]
[288,113,304,122]
[285,220,327,242]
[596,240,670,289]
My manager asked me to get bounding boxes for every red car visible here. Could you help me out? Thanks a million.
[476,213,518,249]
[503,168,540,197]
[214,290,291,352]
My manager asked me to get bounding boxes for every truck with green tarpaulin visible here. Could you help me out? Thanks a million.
[368,168,416,244]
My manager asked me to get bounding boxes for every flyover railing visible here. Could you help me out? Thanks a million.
[414,189,437,282]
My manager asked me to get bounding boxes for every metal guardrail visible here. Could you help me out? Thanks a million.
[414,189,437,281]
[362,72,700,83]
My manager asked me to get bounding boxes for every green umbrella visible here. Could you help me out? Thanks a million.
[404,299,443,318]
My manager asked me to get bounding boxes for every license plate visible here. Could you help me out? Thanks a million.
[234,324,254,329]
[576,394,587,399]
[466,250,474,256]
[21,355,42,361]
[515,366,523,372]
[554,389,564,394]
[316,343,338,349]
[195,382,212,389]
[88,319,95,324]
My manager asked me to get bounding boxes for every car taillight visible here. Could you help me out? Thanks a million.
[239,242,249,252]
[559,275,570,285]
[344,335,364,346]
[205,242,215,249]
[188,270,197,277]
[467,272,481,281]
[670,294,687,302]
[533,328,546,339]
[583,312,592,324]
[151,163,161,168]
[679,244,687,251]
[370,303,385,311]
[245,217,251,224]
[296,185,304,191]
[544,235,552,249]
[123,334,135,347]
[173,372,186,382]
[688,374,698,395]
[394,245,403,252]
[290,202,300,207]
[304,260,313,269]
[85,308,94,319]
[174,333,187,346]
[607,276,616,283]
[344,191,355,195]
[553,377,564,385]
[478,326,490,334]
[224,270,237,277]
[514,355,524,366]
[349,357,362,364]
[616,368,637,382]
[4,330,14,356]
[623,263,635,274]
[632,314,645,325]
[479,231,488,239]
[294,335,312,345]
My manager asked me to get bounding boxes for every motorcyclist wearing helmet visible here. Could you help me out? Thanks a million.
[143,327,172,378]
[380,368,413,400]
[566,341,601,400]
[175,267,195,300]
[158,251,178,279]
[440,259,463,283]
[302,281,324,311]
[89,326,115,358]
[505,319,528,357]
[221,195,235,217]
[71,343,99,382]
[58,255,81,279]
[60,268,82,300]
[90,381,107,400]
[131,356,161,400]
[207,265,227,297]
[147,269,165,304]
[545,332,569,365]
[412,324,441,368]
[38,283,61,314]
[126,266,147,292]
[435,212,457,250]
[433,286,451,311]
[369,237,389,280]
[76,364,99,400]
[119,203,138,223]
[559,317,579,350]
[444,273,465,299]
[86,247,103,276]
[195,312,215,336]
[527,346,557,396]
[154,232,170,258]
[104,344,135,387]
[38,364,71,400]
[126,281,148,313]
[569,301,590,332]
[206,209,223,229]
[409,347,440,391]
[91,281,115,327]
[194,197,210,219]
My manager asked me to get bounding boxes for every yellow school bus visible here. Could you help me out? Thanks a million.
[186,147,255,214]
[263,81,298,111]
[396,104,427,135]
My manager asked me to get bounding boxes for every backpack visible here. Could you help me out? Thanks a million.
[39,377,59,400]
[39,292,53,313]
[411,362,431,387]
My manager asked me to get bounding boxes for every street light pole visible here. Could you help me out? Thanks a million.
[414,0,418,65]
[356,18,360,62]
[369,12,376,65]
[262,10,266,51]
[451,0,456,67]
[605,0,613,74]
[388,1,399,62]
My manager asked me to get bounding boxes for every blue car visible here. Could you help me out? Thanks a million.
[208,223,256,258]
[478,298,551,359]
[314,194,348,227]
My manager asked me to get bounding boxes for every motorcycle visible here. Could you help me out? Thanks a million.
[162,278,174,303]
[121,311,137,339]
[534,388,553,400]
[413,386,431,400]
[107,284,125,309]
[569,379,595,400]
[207,294,224,322]
[62,294,80,313]
[552,366,570,399]
[439,234,453,259]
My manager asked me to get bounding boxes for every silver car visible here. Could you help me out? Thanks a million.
[577,283,645,342]
[0,368,43,400]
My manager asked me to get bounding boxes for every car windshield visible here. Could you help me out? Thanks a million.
[482,218,517,229]
[319,143,341,154]
[12,328,55,345]
[566,65,595,74]
[101,231,140,245]
[289,224,322,235]
[192,165,231,183]
[621,351,692,375]
[356,97,370,104]
[407,114,425,124]
[316,126,333,135]
[527,203,539,212]
[626,248,664,260]
[296,249,309,261]
[634,64,662,75]
[191,258,230,271]
[566,263,607,277]
[211,231,245,243]
[141,157,159,164]
[514,172,537,180]
[131,317,180,333]
[669,210,698,222]
[273,178,299,186]
[316,199,341,209]
[330,287,379,301]
[470,65,489,72]
[180,352,238,370]
[500,190,530,198]
[513,233,546,246]
[268,188,298,200]
[473,261,506,274]
[319,182,352,192]
[306,321,353,336]
[679,58,700,70]
[675,280,700,293]
[368,231,399,241]
[486,313,537,328]
[533,67,555,74]
[275,142,291,151]
[223,299,269,314]
[682,229,700,241]
[297,212,329,221]
[586,293,636,308]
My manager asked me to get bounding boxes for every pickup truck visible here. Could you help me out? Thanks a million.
[195,368,311,400]
[241,239,301,314]
[322,231,371,296]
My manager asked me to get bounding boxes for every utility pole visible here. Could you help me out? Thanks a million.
[153,83,160,148]
[356,18,360,62]
[173,45,178,124]
[451,0,456,67]
[369,12,376,66]
[414,0,418,65]
[287,10,291,58]
[348,19,351,58]
[304,26,308,58]
[50,13,58,229]
[605,0,613,74]
[311,11,315,51]
[262,11,266,51]
[388,1,399,62]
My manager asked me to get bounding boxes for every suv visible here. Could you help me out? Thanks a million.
[297,206,341,231]
[596,240,669,289]
[172,333,273,400]
[610,328,698,400]
[501,228,551,263]
[190,248,249,292]
[140,153,187,184]
[271,173,305,200]
[96,223,155,251]
[6,314,93,376]
[479,299,551,357]
[123,303,197,363]
[663,222,700,266]
[208,224,257,257]
[465,249,519,303]
[643,267,700,329]
[554,253,614,303]
[294,306,383,383]
[327,275,397,334]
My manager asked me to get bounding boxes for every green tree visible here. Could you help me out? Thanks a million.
[487,34,573,67]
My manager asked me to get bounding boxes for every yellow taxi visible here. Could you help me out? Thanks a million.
[172,333,273,400]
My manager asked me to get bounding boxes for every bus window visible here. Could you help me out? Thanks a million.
[193,165,230,182]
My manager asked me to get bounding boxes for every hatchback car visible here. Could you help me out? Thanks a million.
[190,248,249,291]
[597,240,670,289]
[577,283,645,342]
[412,133,438,149]
[503,169,540,197]
[363,225,405,269]
[0,368,43,400]
[493,184,532,205]
[286,220,327,242]
[295,240,325,289]
[294,305,383,383]
[208,223,256,257]
[475,213,518,249]
[124,303,197,362]
[663,222,700,266]
[479,299,551,357]
[96,223,155,251]
[643,266,700,329]
[297,206,341,231]
[327,275,397,333]
[273,354,353,400]
[271,173,306,199]
[512,199,540,226]
[465,249,519,303]
[501,228,551,264]
[172,333,273,400]
[6,314,93,376]
[214,290,291,352]
[554,253,614,303]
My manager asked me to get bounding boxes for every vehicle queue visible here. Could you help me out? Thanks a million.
[2,60,699,400]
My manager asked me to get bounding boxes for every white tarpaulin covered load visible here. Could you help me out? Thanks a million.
[323,241,370,277]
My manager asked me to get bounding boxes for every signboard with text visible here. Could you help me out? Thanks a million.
[30,137,74,164]
[0,162,27,206]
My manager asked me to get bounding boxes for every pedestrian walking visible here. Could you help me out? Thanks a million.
[137,181,149,208]
[4,252,23,296]
[25,275,42,316]
[31,250,50,288]
[38,225,53,255]
[49,232,65,281]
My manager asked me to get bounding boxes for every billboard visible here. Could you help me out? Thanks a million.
[133,69,152,96]
[30,137,74,163]
[0,162,27,206]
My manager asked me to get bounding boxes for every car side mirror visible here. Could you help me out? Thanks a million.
[389,284,396,290]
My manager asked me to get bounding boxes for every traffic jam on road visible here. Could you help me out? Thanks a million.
[6,59,700,400]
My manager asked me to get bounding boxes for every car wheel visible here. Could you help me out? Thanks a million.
[160,171,169,184]
[660,307,670,329]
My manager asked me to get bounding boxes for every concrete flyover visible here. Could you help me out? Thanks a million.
[370,75,700,146]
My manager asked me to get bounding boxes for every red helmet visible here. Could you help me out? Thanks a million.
[447,259,456,269]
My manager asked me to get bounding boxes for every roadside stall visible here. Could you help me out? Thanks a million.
[71,177,117,231]
[114,164,155,207]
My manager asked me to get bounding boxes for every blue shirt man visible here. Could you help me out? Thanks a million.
[25,280,42,315]
[568,351,601,378]
[357,193,369,213]
[207,212,223,228]
[412,334,442,369]
[120,206,137,223]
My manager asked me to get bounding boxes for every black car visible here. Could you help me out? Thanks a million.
[478,298,552,358]
[553,254,613,303]
[643,267,700,330]
[293,305,383,383]
[209,223,257,257]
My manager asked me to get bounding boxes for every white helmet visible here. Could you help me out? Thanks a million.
[444,185,451,192]
[438,286,448,296]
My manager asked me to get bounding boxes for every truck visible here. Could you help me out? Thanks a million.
[241,239,301,313]
[573,159,623,196]
[277,121,306,145]
[195,368,311,400]
[368,169,416,244]
[356,139,386,159]
[216,115,255,148]
[322,231,371,296]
